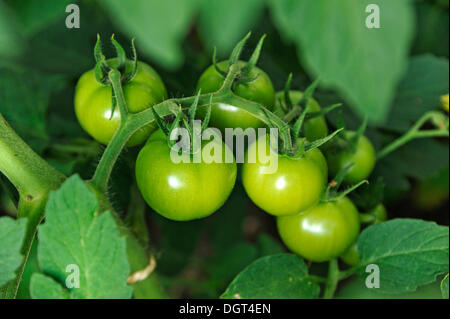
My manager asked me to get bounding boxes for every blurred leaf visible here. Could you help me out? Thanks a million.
[0,66,67,153]
[257,234,285,256]
[6,0,72,36]
[155,214,204,276]
[0,217,27,287]
[0,1,24,58]
[31,175,133,299]
[209,242,258,289]
[357,219,449,294]
[374,139,449,191]
[208,183,248,252]
[198,0,265,54]
[270,0,414,124]
[412,2,449,57]
[100,0,199,69]
[221,254,320,299]
[386,54,449,131]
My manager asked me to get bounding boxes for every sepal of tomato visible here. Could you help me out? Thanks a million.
[277,197,360,262]
[135,130,237,221]
[275,91,329,142]
[242,134,328,216]
[196,60,275,132]
[75,59,167,147]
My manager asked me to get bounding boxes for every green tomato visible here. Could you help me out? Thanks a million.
[275,91,328,142]
[242,134,328,216]
[277,197,361,262]
[135,130,237,221]
[75,59,167,147]
[325,131,376,184]
[340,242,360,266]
[196,60,275,132]
[367,204,388,224]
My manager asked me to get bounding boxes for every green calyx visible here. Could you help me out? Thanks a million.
[322,163,368,203]
[151,90,212,153]
[93,34,138,85]
[269,76,342,158]
[212,32,266,89]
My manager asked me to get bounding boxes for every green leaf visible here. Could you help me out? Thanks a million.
[270,0,414,123]
[221,254,320,299]
[0,1,24,58]
[0,217,27,287]
[7,0,73,36]
[198,0,265,54]
[0,66,67,153]
[386,55,449,131]
[374,138,449,191]
[100,0,200,69]
[30,175,133,299]
[210,242,258,287]
[30,274,69,299]
[441,274,449,299]
[257,234,285,256]
[357,219,449,294]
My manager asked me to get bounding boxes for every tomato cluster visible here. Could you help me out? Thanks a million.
[75,51,382,263]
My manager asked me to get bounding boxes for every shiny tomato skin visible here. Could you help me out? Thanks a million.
[75,59,167,147]
[196,60,275,132]
[277,197,360,262]
[242,134,328,216]
[135,130,237,221]
[275,91,329,142]
[325,131,376,184]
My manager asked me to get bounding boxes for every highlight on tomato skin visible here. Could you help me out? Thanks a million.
[276,197,360,263]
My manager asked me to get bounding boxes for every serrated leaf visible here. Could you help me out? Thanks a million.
[198,0,265,54]
[221,254,320,299]
[0,217,27,287]
[100,0,200,69]
[270,0,414,123]
[357,219,449,294]
[386,55,449,131]
[30,175,133,299]
[441,274,449,299]
[29,274,69,299]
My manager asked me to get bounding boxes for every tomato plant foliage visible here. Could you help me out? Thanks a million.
[0,0,449,301]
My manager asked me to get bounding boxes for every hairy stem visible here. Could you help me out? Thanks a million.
[323,259,339,299]
[0,113,65,298]
[377,112,449,160]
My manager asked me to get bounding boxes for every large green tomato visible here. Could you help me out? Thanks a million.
[242,134,328,216]
[196,60,275,132]
[277,197,360,262]
[135,130,237,221]
[325,131,376,184]
[75,59,167,147]
[275,91,328,142]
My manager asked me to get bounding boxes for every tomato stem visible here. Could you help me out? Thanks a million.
[323,258,340,299]
[377,111,449,160]
[0,112,66,298]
